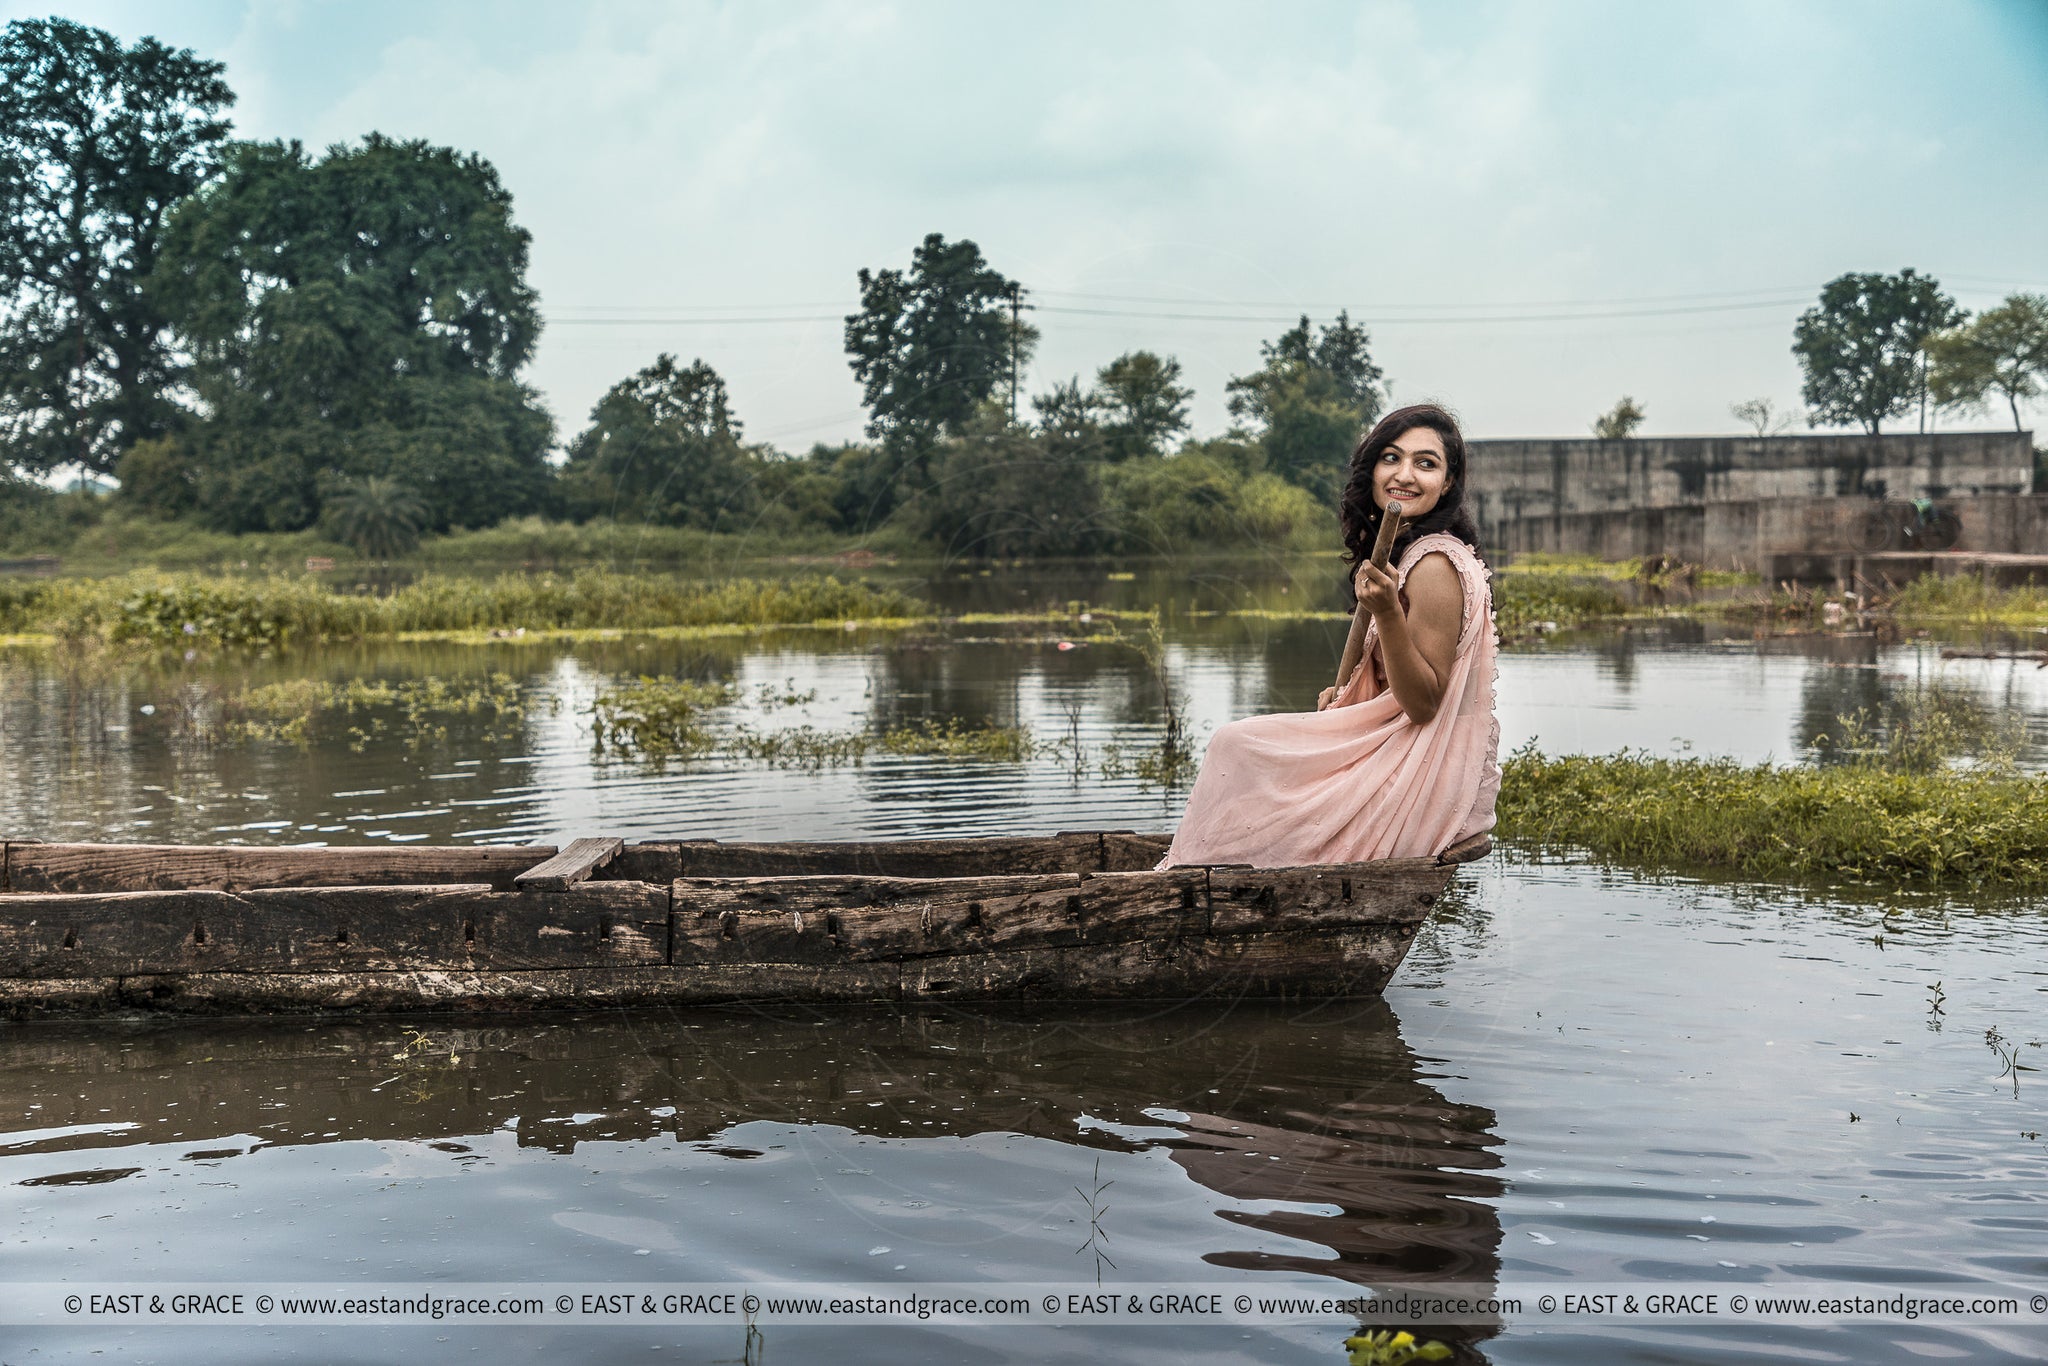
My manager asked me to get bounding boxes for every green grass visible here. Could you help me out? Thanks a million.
[1492,571,1629,635]
[0,570,930,647]
[1890,574,2048,627]
[1499,747,2048,888]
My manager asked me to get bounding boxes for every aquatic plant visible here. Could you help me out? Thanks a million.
[1890,573,2048,626]
[1491,571,1628,637]
[1073,1156,1116,1284]
[1816,679,2026,775]
[1499,745,2048,888]
[1344,1330,1452,1365]
[224,673,527,749]
[0,569,928,646]
[591,677,738,758]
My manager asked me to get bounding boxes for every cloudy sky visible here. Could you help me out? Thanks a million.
[14,0,2048,447]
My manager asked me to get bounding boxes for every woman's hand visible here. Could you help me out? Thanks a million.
[1353,560,1401,621]
[1316,684,1340,711]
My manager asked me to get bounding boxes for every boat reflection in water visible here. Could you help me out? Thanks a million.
[8,998,1503,1356]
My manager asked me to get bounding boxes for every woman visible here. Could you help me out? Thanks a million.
[1160,404,1499,867]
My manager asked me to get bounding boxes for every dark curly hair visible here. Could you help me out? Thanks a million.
[1339,403,1485,590]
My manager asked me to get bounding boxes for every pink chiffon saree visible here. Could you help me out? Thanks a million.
[1160,533,1500,868]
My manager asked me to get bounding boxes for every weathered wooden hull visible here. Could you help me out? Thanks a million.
[0,833,1484,1017]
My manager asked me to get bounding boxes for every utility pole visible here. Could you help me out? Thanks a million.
[1919,347,1929,435]
[1007,283,1023,425]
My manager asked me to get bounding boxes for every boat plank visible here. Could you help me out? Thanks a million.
[905,923,1420,1003]
[1206,860,1448,936]
[481,882,668,968]
[5,843,553,894]
[513,837,624,892]
[0,882,668,976]
[0,885,484,976]
[1100,832,1175,872]
[671,873,1083,964]
[0,923,1418,1016]
[669,833,1105,878]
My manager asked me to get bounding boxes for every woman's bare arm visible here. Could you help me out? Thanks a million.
[1352,552,1463,724]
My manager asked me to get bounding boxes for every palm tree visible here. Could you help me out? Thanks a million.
[322,476,428,559]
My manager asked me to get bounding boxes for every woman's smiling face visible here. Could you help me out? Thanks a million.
[1372,427,1449,518]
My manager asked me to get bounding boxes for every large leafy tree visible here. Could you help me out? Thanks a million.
[1090,351,1192,461]
[1926,293,2048,432]
[844,233,1018,475]
[151,135,550,531]
[0,18,234,478]
[1226,312,1386,500]
[1792,270,1963,435]
[559,354,758,528]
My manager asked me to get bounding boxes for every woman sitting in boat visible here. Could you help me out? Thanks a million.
[1160,403,1499,868]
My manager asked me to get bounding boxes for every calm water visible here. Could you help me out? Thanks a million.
[3,566,2046,1362]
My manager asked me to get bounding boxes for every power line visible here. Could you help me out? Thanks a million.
[1026,284,1819,310]
[545,297,1814,328]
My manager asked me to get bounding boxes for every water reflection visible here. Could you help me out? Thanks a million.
[4,1002,1504,1350]
[10,606,2048,849]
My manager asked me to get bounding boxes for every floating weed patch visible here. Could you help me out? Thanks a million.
[879,718,1035,762]
[1498,746,2048,888]
[222,674,527,750]
[724,721,1036,770]
[1492,572,1629,637]
[591,678,739,759]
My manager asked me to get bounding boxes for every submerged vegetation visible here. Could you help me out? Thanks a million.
[0,570,927,646]
[214,673,528,750]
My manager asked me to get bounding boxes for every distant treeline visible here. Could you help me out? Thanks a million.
[0,18,1385,559]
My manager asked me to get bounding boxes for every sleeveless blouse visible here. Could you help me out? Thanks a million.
[1159,533,1500,867]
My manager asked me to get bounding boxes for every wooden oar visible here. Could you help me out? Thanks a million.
[1330,502,1403,696]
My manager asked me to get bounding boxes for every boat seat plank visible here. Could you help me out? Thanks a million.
[514,838,625,891]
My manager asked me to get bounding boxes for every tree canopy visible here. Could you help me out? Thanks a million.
[0,17,234,477]
[1593,396,1645,440]
[844,233,1018,461]
[1792,270,1962,435]
[559,354,758,529]
[1226,313,1385,500]
[1926,293,2048,432]
[1090,351,1192,461]
[150,135,551,531]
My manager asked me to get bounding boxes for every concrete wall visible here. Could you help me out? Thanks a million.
[1468,431,2039,571]
[1467,431,2035,538]
[1493,493,2048,573]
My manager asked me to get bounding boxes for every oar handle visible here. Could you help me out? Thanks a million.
[1369,502,1405,570]
[1331,503,1404,696]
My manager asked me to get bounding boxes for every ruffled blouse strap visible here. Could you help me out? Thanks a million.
[1394,533,1493,639]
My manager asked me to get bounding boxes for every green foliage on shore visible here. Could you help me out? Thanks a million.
[1492,571,1629,635]
[1499,748,2048,888]
[0,571,927,646]
[1889,573,2048,626]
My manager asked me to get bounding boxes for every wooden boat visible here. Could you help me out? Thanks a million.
[0,831,1490,1017]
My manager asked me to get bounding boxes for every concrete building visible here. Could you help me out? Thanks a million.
[1466,431,2040,574]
